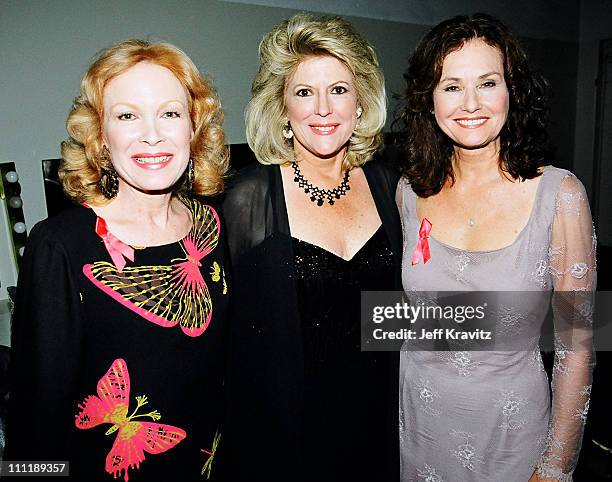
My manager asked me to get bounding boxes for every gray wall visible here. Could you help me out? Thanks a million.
[0,0,607,291]
[226,0,580,41]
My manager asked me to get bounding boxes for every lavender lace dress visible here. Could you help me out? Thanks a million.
[398,167,596,482]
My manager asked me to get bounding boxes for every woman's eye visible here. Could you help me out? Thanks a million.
[443,85,460,92]
[296,89,311,97]
[163,111,181,118]
[481,81,496,88]
[117,113,135,120]
[331,85,348,94]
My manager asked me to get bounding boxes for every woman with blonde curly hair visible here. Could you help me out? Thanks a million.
[222,13,401,481]
[6,40,230,481]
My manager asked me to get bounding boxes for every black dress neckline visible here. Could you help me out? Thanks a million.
[290,224,384,262]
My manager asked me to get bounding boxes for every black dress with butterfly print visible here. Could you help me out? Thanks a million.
[5,197,229,481]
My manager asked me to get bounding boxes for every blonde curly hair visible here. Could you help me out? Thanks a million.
[60,39,229,205]
[245,13,387,171]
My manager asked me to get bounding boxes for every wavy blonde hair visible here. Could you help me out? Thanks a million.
[245,13,386,170]
[60,39,229,205]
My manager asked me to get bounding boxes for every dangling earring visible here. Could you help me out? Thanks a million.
[187,158,195,191]
[97,147,119,199]
[282,120,294,139]
[356,106,363,118]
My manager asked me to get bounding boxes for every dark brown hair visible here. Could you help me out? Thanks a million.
[395,13,551,197]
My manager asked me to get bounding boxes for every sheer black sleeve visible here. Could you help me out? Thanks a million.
[5,221,84,461]
[222,164,280,265]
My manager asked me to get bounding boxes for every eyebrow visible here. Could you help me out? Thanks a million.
[159,99,188,108]
[109,101,139,110]
[290,80,351,89]
[478,71,503,79]
[439,72,503,83]
[108,99,187,110]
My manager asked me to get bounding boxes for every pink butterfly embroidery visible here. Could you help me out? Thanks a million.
[75,358,187,481]
[83,201,221,337]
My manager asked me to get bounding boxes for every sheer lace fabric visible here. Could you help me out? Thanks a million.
[398,168,596,482]
[536,175,596,481]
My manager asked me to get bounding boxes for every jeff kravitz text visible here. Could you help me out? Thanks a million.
[369,301,492,342]
[371,327,492,340]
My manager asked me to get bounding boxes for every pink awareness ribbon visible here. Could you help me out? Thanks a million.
[411,217,432,265]
[95,217,134,272]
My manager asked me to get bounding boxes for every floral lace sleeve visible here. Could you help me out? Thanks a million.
[536,174,597,481]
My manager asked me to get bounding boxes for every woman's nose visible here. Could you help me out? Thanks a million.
[461,87,481,113]
[315,93,331,117]
[140,119,165,145]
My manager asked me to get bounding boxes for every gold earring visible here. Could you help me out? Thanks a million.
[187,158,194,190]
[282,120,293,139]
[98,148,119,199]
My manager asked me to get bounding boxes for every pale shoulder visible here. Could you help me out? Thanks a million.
[540,166,588,198]
[537,166,592,224]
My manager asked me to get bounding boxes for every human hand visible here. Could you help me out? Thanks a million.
[528,470,559,482]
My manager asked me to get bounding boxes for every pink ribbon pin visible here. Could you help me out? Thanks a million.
[411,217,432,265]
[95,217,134,272]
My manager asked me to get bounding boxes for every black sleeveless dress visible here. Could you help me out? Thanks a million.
[292,225,395,481]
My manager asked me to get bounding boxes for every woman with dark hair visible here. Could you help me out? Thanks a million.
[223,13,400,481]
[396,14,595,482]
[6,40,229,481]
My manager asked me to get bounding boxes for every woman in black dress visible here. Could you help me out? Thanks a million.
[223,13,401,481]
[5,40,230,481]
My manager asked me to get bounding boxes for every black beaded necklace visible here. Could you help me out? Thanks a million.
[291,161,351,206]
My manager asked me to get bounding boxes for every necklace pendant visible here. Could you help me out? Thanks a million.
[468,218,475,227]
[291,161,351,207]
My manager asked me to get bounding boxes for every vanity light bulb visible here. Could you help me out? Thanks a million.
[5,171,19,183]
[9,196,23,209]
[13,222,26,234]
